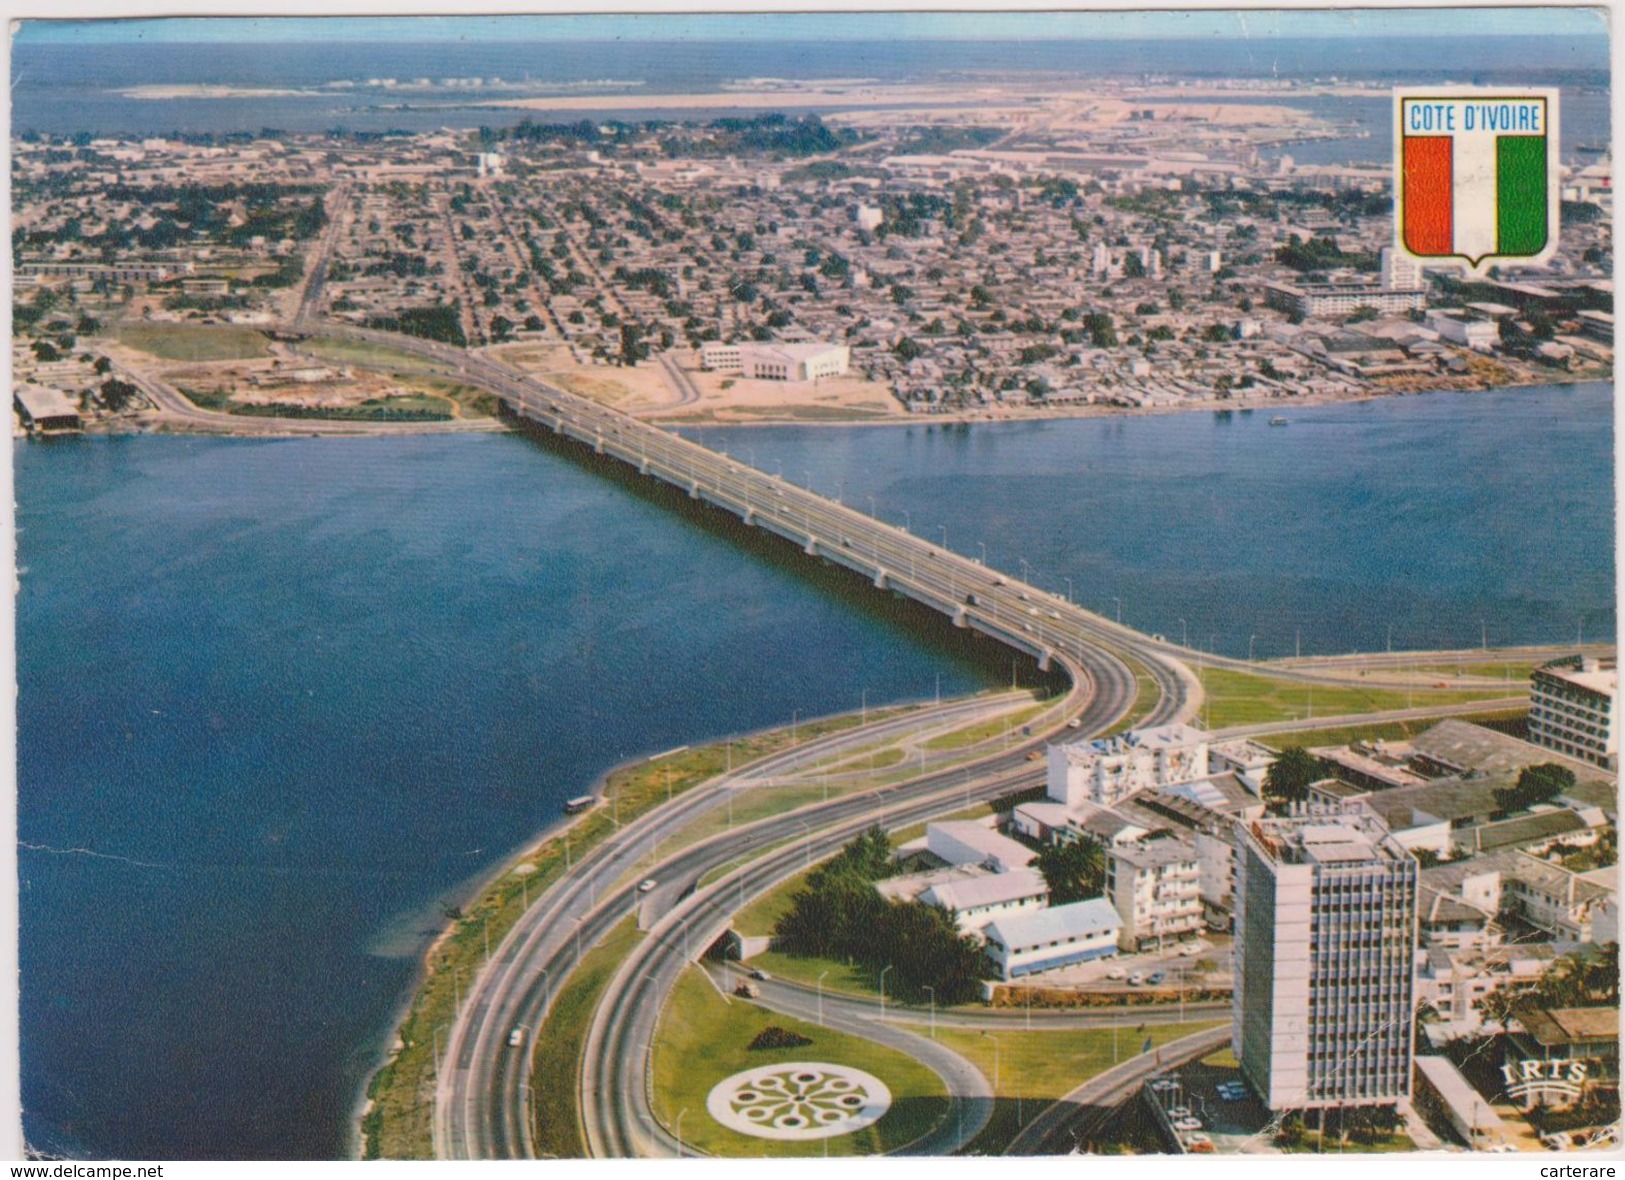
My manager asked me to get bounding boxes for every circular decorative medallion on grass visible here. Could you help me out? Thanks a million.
[706,1061,892,1140]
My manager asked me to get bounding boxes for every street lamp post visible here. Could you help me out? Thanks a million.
[923,985,936,1039]
[675,1108,688,1158]
[879,964,894,1019]
[902,508,911,533]
[938,524,948,550]
[817,970,829,1027]
[1113,595,1122,624]
[1064,576,1074,604]
[978,541,987,565]
[867,494,876,519]
[1249,633,1257,662]
[1178,617,1187,646]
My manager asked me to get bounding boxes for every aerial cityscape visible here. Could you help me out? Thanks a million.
[10,9,1617,1165]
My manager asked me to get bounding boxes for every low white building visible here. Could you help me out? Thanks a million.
[926,820,1037,874]
[982,897,1122,979]
[1047,724,1211,808]
[1427,310,1500,351]
[919,866,1049,934]
[700,341,850,382]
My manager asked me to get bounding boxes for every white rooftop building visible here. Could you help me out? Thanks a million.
[926,820,1036,874]
[982,898,1122,979]
[699,341,850,382]
[1047,724,1211,808]
[919,866,1049,934]
[1527,656,1617,769]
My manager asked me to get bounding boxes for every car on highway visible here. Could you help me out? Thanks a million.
[749,968,772,981]
[1128,972,1146,986]
[992,575,1007,585]
[1168,1105,1192,1119]
[1147,971,1166,985]
[1067,718,1083,728]
[1186,1133,1214,1153]
[1018,591,1030,601]
[1174,1117,1203,1132]
[638,878,658,893]
[508,1027,525,1048]
[1106,966,1127,980]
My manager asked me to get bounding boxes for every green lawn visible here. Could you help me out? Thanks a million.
[1250,708,1527,751]
[1195,667,1514,730]
[732,866,815,938]
[305,333,460,372]
[530,917,644,1158]
[115,323,272,361]
[742,949,890,1003]
[935,1020,1226,1155]
[651,966,950,1156]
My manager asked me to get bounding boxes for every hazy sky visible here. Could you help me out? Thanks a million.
[15,7,1610,44]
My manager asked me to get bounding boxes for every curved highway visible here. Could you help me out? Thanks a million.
[431,690,1049,1159]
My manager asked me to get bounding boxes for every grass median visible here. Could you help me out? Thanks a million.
[651,965,950,1156]
[1250,707,1528,751]
[1194,666,1514,730]
[530,916,643,1157]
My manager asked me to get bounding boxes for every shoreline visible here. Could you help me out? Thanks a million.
[81,376,1608,441]
[348,699,942,1158]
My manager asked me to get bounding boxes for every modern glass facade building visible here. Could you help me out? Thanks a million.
[1233,805,1419,1112]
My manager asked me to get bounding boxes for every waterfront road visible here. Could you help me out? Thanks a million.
[432,690,1061,1160]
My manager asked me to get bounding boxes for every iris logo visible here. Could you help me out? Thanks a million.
[1498,1058,1588,1103]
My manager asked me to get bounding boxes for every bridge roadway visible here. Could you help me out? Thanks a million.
[299,324,1481,699]
[295,322,1203,715]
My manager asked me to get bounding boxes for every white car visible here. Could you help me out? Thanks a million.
[1168,1105,1192,1119]
[1174,1117,1203,1132]
[638,878,658,893]
[508,1027,525,1048]
[1106,966,1127,980]
[1128,972,1146,986]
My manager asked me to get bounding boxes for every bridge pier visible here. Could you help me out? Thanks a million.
[594,436,605,454]
[688,481,700,499]
[743,508,755,525]
[873,569,888,589]
[1038,648,1054,672]
[952,606,969,628]
[803,537,818,556]
[639,457,650,475]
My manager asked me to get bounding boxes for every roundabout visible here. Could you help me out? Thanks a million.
[706,1062,892,1140]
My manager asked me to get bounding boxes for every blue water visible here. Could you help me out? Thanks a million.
[690,383,1616,661]
[15,432,1000,1160]
[10,34,1609,138]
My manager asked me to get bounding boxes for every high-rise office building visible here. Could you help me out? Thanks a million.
[1233,805,1419,1112]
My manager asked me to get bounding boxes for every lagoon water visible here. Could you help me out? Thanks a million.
[690,383,1616,662]
[16,383,1614,1158]
[15,432,1000,1159]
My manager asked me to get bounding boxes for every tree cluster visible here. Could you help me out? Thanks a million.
[1263,747,1331,808]
[773,827,991,1004]
[1034,835,1106,904]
